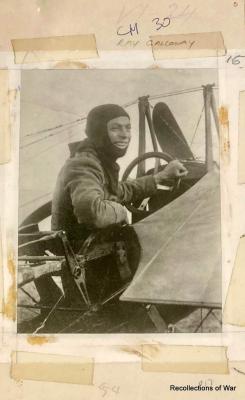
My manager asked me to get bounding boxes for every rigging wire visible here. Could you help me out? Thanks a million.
[149,86,203,100]
[23,117,85,139]
[32,294,64,334]
[22,99,137,141]
[190,104,205,146]
[21,125,82,163]
[150,86,218,100]
[58,283,129,333]
[20,287,39,305]
[122,98,138,108]
[21,100,84,118]
[21,86,217,143]
[21,87,211,154]
[20,120,84,149]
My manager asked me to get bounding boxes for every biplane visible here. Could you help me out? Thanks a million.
[18,83,222,334]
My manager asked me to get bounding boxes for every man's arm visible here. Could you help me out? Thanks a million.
[64,155,128,229]
[118,160,188,203]
[117,175,158,203]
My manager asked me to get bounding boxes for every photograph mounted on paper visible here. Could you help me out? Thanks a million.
[18,69,222,334]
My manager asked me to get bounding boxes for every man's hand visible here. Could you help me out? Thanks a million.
[154,160,188,185]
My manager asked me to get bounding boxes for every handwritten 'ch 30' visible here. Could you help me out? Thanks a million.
[116,3,196,36]
[117,17,171,36]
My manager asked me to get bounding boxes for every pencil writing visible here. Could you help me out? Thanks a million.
[226,55,245,66]
[98,382,120,397]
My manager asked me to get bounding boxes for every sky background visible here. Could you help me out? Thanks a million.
[19,68,218,223]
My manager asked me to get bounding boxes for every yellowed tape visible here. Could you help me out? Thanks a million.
[142,345,228,374]
[150,32,226,60]
[11,34,98,63]
[11,351,94,385]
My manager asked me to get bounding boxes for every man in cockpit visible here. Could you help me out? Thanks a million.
[51,104,187,239]
[49,104,188,312]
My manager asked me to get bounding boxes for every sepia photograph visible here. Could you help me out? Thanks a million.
[17,68,222,334]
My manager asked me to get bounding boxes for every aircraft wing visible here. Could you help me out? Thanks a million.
[120,168,221,308]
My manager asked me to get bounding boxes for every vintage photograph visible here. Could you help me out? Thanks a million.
[17,68,222,334]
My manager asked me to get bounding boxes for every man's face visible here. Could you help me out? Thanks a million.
[107,116,131,151]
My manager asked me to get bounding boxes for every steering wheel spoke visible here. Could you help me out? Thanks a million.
[138,197,150,211]
[122,151,174,216]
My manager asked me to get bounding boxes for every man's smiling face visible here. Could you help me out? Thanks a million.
[107,116,131,151]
